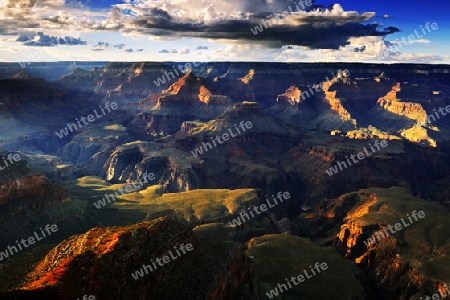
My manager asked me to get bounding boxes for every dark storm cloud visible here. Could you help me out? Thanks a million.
[124,16,399,49]
[148,7,173,20]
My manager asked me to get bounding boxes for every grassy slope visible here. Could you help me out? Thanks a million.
[66,176,259,224]
[246,233,365,300]
[116,185,259,223]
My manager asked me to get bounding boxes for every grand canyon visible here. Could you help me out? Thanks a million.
[0,61,449,299]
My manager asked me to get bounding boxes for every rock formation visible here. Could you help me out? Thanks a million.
[2,217,255,299]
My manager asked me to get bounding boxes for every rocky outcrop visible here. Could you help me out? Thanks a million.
[303,187,450,300]
[327,79,393,112]
[323,80,355,124]
[240,69,255,84]
[3,217,255,300]
[101,141,203,191]
[178,121,202,137]
[0,172,72,248]
[308,146,334,163]
[59,129,131,166]
[140,72,232,135]
[157,71,232,107]
[0,174,69,210]
[0,164,88,254]
[378,83,427,123]
[246,233,365,299]
[276,86,301,105]
[199,85,212,103]
[377,83,428,125]
[0,76,64,104]
[207,94,232,105]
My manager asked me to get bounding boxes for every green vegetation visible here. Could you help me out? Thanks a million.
[64,176,260,225]
[115,186,259,223]
[246,233,364,299]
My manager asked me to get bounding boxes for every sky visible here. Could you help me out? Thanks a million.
[0,0,448,63]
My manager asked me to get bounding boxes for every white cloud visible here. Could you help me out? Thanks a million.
[0,0,444,64]
[392,38,430,45]
[274,48,309,62]
[313,35,444,63]
[392,53,443,63]
[178,46,190,54]
[92,41,110,51]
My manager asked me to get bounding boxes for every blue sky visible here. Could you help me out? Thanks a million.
[331,0,450,58]
[0,0,448,63]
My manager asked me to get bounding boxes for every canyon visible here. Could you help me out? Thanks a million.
[0,62,449,299]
